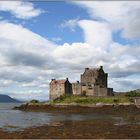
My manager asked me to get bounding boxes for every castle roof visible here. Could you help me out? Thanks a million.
[83,66,104,76]
[50,78,68,85]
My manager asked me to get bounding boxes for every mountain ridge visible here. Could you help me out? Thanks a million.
[0,94,21,103]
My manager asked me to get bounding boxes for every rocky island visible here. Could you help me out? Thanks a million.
[16,66,140,112]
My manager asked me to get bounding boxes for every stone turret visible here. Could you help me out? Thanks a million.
[49,78,72,100]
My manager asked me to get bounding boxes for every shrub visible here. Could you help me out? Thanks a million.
[125,91,140,97]
[113,99,119,103]
[81,90,87,97]
[129,98,135,103]
[53,95,70,103]
[30,99,39,104]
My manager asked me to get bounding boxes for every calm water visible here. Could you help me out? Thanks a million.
[0,103,140,132]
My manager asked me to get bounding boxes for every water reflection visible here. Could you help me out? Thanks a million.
[0,103,140,132]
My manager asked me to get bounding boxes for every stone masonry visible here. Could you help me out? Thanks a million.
[49,66,114,100]
[49,78,72,100]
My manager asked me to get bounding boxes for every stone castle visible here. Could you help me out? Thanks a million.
[49,66,114,100]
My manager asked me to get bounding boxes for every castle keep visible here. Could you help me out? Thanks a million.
[49,66,114,100]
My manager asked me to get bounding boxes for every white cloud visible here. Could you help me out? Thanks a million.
[110,76,140,92]
[74,1,140,40]
[0,21,56,68]
[1,20,139,99]
[0,21,53,47]
[51,37,62,42]
[0,20,140,100]
[60,18,79,31]
[78,20,112,49]
[0,1,43,19]
[0,21,57,101]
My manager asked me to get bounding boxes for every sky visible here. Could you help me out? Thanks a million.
[0,1,140,101]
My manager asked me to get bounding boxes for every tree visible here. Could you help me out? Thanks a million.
[125,91,140,97]
[30,99,39,104]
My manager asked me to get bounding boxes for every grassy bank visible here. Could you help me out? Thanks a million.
[50,95,131,105]
[16,95,139,113]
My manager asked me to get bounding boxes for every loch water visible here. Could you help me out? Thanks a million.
[0,103,140,132]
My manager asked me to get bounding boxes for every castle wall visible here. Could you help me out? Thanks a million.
[97,74,108,88]
[93,85,99,96]
[80,86,111,97]
[107,88,114,96]
[81,74,96,85]
[98,87,108,96]
[72,83,81,95]
[93,86,108,96]
[86,88,94,96]
[81,85,88,94]
[50,83,65,100]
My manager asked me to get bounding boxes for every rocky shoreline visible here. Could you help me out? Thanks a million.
[15,103,140,114]
[0,103,138,139]
[0,120,140,139]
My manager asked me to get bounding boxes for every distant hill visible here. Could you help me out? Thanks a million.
[136,89,140,93]
[0,94,21,103]
[114,89,140,97]
[114,91,126,97]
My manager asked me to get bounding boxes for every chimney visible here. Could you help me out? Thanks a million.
[100,66,103,69]
[85,68,89,71]
[66,77,68,81]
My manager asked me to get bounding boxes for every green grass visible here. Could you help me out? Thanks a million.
[50,95,130,105]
